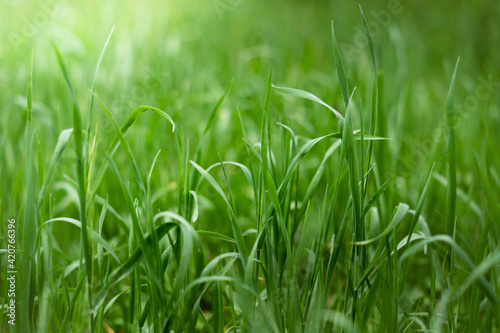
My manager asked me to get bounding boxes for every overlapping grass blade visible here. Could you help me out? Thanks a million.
[355,203,409,245]
[190,160,248,261]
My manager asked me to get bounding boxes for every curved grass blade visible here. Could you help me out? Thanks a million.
[400,235,498,307]
[277,133,339,196]
[200,161,254,191]
[190,160,248,260]
[272,85,344,126]
[189,190,199,222]
[38,217,120,264]
[197,230,236,243]
[94,93,146,196]
[89,104,175,202]
[355,203,409,246]
[363,181,388,216]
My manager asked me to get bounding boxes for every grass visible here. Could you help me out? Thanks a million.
[1,0,500,332]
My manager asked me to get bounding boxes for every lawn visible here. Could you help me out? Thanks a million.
[1,0,499,332]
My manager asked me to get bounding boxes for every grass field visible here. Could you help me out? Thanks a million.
[1,0,500,332]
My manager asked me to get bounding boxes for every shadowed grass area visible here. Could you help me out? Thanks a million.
[1,0,499,332]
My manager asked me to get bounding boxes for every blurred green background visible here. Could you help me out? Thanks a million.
[2,0,499,230]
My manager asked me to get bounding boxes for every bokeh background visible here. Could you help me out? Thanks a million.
[2,0,499,236]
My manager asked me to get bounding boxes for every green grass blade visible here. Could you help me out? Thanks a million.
[273,85,345,126]
[363,181,388,216]
[204,80,233,136]
[331,21,349,107]
[87,25,116,139]
[51,41,81,113]
[402,163,435,256]
[94,93,146,196]
[190,160,248,260]
[359,6,377,72]
[356,203,409,245]
[89,104,175,201]
[39,217,120,264]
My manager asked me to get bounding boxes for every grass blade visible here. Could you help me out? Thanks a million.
[446,57,460,237]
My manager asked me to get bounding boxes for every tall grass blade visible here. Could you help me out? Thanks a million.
[446,57,460,237]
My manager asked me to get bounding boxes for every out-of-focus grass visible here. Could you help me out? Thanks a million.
[1,0,499,332]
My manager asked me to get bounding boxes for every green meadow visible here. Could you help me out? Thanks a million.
[1,0,499,331]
